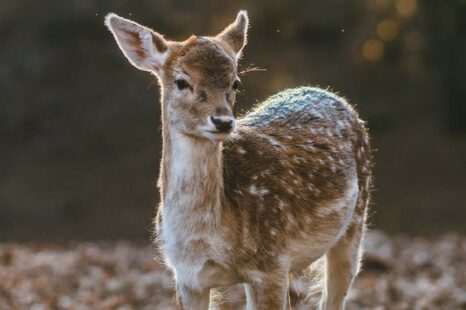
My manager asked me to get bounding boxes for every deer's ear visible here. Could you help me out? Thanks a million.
[105,13,168,73]
[216,10,249,57]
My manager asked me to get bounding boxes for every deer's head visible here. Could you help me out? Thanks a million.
[105,11,248,142]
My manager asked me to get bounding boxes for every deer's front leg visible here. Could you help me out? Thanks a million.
[176,284,210,310]
[249,270,289,310]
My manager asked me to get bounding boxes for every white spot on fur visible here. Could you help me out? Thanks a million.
[337,120,345,130]
[317,176,359,220]
[237,146,246,154]
[234,189,244,196]
[278,200,286,210]
[261,169,271,176]
[343,142,352,151]
[254,132,284,149]
[286,214,298,230]
[249,184,269,197]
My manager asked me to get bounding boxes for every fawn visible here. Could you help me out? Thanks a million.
[105,10,372,310]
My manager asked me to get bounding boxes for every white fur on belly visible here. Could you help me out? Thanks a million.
[288,174,359,268]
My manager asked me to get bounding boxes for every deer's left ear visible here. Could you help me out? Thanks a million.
[216,10,249,57]
[105,13,168,74]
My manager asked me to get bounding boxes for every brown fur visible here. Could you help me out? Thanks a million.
[106,11,372,310]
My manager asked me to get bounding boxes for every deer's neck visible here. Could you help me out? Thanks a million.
[160,124,224,217]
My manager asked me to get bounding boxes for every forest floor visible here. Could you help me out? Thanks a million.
[1,231,465,310]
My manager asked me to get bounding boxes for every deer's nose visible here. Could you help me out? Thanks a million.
[210,116,234,133]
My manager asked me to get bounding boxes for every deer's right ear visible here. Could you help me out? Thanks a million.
[105,13,168,73]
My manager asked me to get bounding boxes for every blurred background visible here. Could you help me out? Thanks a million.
[1,0,465,242]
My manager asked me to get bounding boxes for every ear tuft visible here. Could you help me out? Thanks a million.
[105,13,168,73]
[217,10,249,56]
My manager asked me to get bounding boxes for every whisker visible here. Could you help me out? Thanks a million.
[146,79,156,90]
[239,65,267,75]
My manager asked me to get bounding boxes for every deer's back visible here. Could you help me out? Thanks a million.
[222,87,371,268]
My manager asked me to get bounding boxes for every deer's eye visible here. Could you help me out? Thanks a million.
[232,80,241,91]
[175,79,190,90]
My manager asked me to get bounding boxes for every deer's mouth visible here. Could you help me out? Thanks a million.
[203,130,232,141]
[206,130,231,134]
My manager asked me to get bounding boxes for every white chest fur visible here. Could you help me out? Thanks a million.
[160,132,230,288]
[160,211,233,288]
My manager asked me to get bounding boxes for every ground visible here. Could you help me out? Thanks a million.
[1,231,465,310]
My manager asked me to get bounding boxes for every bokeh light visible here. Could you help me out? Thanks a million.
[363,39,384,62]
[396,0,417,17]
[370,0,392,10]
[377,19,399,41]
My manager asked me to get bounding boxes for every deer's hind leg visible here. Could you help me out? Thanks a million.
[247,268,289,310]
[319,213,366,310]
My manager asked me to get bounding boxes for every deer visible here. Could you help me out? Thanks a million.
[105,10,372,310]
